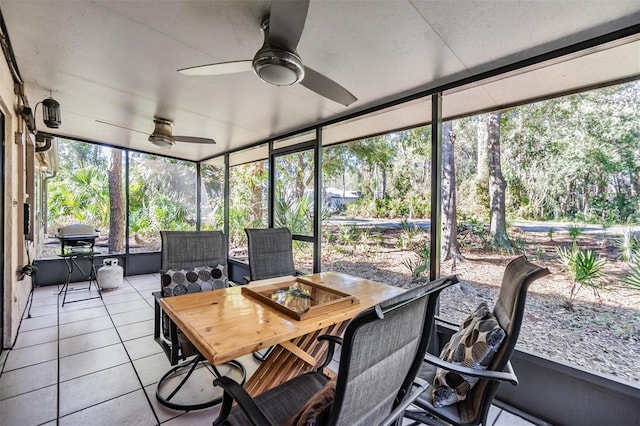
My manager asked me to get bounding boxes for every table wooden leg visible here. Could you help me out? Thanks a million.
[244,321,348,397]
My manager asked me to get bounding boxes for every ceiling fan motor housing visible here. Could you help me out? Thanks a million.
[253,46,305,86]
[148,118,176,148]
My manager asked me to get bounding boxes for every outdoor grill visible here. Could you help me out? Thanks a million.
[57,224,99,254]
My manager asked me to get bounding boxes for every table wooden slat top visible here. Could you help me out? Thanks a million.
[159,271,405,365]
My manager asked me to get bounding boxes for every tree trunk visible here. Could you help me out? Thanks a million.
[476,115,489,180]
[441,121,463,261]
[381,168,387,199]
[475,115,490,210]
[488,112,510,248]
[250,162,264,222]
[108,149,124,253]
[295,153,306,200]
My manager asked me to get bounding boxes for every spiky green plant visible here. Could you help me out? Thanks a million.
[567,223,584,242]
[621,254,640,290]
[402,243,431,278]
[547,228,554,241]
[615,226,640,262]
[557,244,606,310]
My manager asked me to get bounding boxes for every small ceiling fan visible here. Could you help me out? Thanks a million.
[178,0,357,107]
[96,117,216,149]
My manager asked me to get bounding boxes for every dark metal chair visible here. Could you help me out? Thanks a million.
[403,255,550,426]
[212,275,459,426]
[153,230,246,410]
[245,227,299,361]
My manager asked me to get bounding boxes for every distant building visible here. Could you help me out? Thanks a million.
[323,187,360,213]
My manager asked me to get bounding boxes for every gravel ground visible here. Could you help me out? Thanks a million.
[322,227,640,385]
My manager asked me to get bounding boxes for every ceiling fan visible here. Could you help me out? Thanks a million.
[96,117,216,149]
[178,0,357,107]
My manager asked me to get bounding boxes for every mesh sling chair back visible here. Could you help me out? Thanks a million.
[153,230,246,410]
[245,227,297,281]
[212,275,460,426]
[245,227,298,362]
[404,255,550,426]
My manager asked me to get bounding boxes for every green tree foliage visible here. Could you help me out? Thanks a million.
[500,82,640,222]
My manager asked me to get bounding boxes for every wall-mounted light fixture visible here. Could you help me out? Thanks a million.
[19,90,62,133]
[40,94,61,128]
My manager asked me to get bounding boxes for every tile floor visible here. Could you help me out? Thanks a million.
[0,274,536,426]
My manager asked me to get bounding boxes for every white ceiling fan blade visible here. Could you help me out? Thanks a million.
[95,119,148,135]
[178,60,253,76]
[174,135,216,144]
[268,0,310,50]
[300,67,357,106]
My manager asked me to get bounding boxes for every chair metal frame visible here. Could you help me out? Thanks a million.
[403,255,550,426]
[212,275,459,426]
[153,230,246,411]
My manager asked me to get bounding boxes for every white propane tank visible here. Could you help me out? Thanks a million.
[98,258,123,290]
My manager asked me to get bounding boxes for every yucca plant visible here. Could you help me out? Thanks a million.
[557,244,606,311]
[621,254,640,290]
[615,226,640,262]
[402,243,431,279]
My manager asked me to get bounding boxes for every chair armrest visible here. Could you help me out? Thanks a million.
[316,335,343,372]
[379,377,431,426]
[212,376,272,426]
[424,353,519,385]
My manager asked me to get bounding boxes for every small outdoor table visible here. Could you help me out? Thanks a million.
[159,271,405,396]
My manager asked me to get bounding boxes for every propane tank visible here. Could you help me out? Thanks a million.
[97,258,123,290]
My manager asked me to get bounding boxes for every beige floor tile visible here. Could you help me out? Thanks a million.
[24,303,58,318]
[487,405,501,425]
[3,341,58,371]
[132,352,173,387]
[17,313,58,332]
[0,360,57,400]
[124,335,164,360]
[59,363,141,417]
[58,305,109,325]
[58,296,104,312]
[100,285,137,298]
[154,364,225,411]
[102,291,145,305]
[111,307,155,327]
[0,385,57,426]
[106,299,153,315]
[143,384,185,423]
[58,315,114,339]
[59,389,157,426]
[127,274,160,286]
[59,343,129,381]
[12,325,58,349]
[59,327,121,357]
[117,319,155,341]
[495,409,535,426]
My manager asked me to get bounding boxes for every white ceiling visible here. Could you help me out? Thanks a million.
[1,0,639,161]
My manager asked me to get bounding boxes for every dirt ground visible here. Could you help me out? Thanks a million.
[320,225,640,385]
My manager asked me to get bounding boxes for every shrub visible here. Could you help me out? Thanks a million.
[557,244,606,310]
[567,223,584,241]
[615,226,640,262]
[621,254,640,291]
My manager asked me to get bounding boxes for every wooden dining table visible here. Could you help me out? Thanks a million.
[159,271,405,396]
